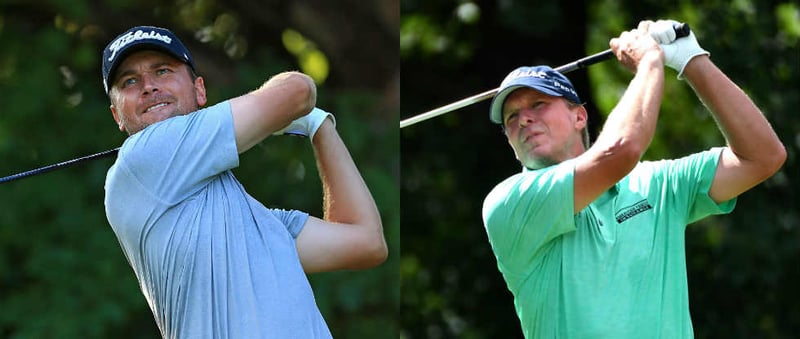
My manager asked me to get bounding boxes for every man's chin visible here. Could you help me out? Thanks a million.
[521,155,559,170]
[124,119,159,136]
[123,124,145,136]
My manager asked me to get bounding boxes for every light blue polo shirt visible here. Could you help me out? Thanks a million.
[482,148,735,338]
[104,100,331,338]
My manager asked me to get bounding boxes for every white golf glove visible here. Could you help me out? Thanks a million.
[274,107,335,140]
[649,19,709,79]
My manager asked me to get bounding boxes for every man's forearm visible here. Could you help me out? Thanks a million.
[311,120,382,228]
[291,118,387,272]
[595,54,664,157]
[683,56,784,165]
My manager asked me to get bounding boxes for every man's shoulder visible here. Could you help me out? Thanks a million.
[487,162,574,196]
[484,171,527,206]
[483,162,575,223]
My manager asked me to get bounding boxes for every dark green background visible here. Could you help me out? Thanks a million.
[401,0,798,338]
[0,0,398,337]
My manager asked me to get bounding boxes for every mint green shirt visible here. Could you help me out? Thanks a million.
[482,148,735,338]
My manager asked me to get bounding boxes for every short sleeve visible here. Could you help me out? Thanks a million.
[648,147,736,224]
[482,160,577,270]
[115,101,240,204]
[268,208,310,238]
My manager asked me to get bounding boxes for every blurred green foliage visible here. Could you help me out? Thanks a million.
[0,0,398,338]
[401,0,798,338]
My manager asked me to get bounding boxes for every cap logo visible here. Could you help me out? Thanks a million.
[552,78,578,98]
[503,68,578,99]
[107,30,172,62]
[502,69,547,86]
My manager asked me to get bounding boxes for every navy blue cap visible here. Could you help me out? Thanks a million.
[102,26,196,93]
[489,65,581,124]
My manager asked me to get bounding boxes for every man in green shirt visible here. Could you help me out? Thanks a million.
[482,20,785,338]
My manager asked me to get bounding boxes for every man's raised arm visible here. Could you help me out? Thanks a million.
[683,56,786,202]
[295,117,388,273]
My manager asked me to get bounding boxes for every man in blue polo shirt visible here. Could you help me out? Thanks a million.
[482,20,785,338]
[102,26,387,338]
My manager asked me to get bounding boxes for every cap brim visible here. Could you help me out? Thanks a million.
[489,83,566,124]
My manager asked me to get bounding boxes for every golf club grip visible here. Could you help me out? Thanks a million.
[556,22,690,74]
[0,147,119,184]
[674,22,691,38]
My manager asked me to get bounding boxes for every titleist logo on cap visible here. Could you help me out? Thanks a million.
[107,30,173,62]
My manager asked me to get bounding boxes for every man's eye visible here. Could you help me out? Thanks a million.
[505,112,518,124]
[156,68,172,75]
[121,78,137,87]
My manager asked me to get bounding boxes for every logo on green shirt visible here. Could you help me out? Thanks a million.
[615,199,653,223]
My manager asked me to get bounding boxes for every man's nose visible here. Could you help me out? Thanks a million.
[518,109,535,127]
[141,73,159,94]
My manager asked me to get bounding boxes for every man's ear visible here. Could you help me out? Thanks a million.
[110,104,125,132]
[573,105,588,130]
[194,76,207,107]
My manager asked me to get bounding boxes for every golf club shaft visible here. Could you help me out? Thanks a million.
[0,147,119,184]
[400,23,689,129]
[399,51,611,129]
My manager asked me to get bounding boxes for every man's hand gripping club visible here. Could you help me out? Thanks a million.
[648,19,709,79]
